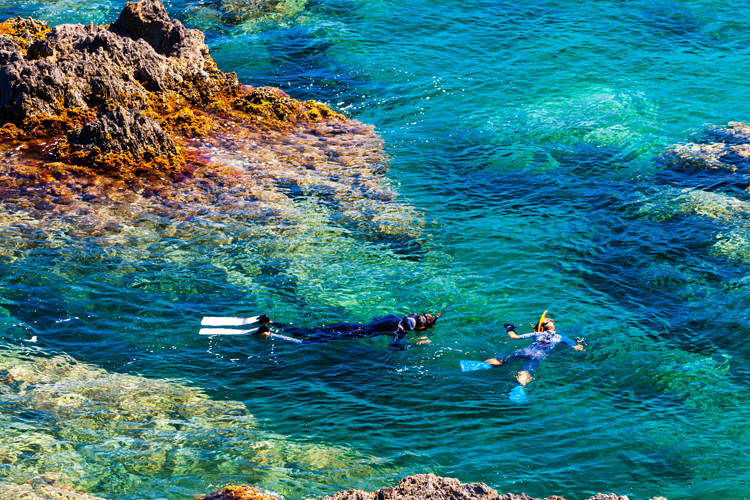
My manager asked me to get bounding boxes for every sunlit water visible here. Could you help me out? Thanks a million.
[2,1,750,499]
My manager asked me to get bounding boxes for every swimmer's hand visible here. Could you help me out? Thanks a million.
[574,344,584,351]
[415,336,431,346]
[504,323,515,332]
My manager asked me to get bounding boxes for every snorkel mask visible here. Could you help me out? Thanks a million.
[417,312,441,330]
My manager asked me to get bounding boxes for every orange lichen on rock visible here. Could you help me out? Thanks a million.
[197,485,278,500]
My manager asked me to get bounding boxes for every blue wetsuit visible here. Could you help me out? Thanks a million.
[271,314,424,349]
[494,330,578,372]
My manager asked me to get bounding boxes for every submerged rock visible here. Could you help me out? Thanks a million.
[0,474,106,500]
[0,346,380,497]
[659,122,750,171]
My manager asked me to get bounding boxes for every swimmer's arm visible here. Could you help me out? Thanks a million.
[388,332,431,350]
[561,335,584,351]
[508,331,535,340]
[388,335,406,350]
[389,332,425,350]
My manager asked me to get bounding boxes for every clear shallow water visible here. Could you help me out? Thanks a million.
[2,0,750,499]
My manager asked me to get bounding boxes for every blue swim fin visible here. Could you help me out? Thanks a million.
[509,385,529,404]
[460,360,493,372]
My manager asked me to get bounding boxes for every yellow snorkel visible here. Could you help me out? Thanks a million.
[536,310,548,332]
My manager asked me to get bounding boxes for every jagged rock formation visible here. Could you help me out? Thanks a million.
[53,106,182,178]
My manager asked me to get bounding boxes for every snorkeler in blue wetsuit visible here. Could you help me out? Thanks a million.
[256,313,440,350]
[485,317,583,387]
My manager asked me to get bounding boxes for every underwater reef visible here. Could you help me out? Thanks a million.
[646,122,750,262]
[0,0,420,244]
[0,345,380,499]
[204,474,666,500]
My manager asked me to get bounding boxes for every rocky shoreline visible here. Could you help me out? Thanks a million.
[200,474,666,500]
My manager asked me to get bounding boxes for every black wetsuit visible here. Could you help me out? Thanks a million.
[271,314,424,349]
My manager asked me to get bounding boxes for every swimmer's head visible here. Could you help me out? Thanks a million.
[540,318,555,331]
[419,313,440,330]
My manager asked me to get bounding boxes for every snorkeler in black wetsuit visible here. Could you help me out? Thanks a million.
[256,313,440,349]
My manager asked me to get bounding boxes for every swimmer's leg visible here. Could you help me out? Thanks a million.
[516,355,543,386]
[485,350,524,367]
[509,359,537,403]
[516,371,534,386]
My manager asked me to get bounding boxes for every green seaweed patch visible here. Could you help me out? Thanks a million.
[52,139,187,183]
[0,17,50,55]
[198,485,279,500]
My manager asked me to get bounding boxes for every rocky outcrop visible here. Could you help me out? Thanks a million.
[0,0,345,181]
[0,0,234,131]
[0,0,415,249]
[198,484,278,500]
[109,0,207,61]
[65,106,177,159]
[0,16,49,55]
[311,474,666,500]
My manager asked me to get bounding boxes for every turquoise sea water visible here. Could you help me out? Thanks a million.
[2,0,750,499]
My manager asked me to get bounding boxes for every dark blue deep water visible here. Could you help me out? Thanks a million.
[2,1,750,499]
